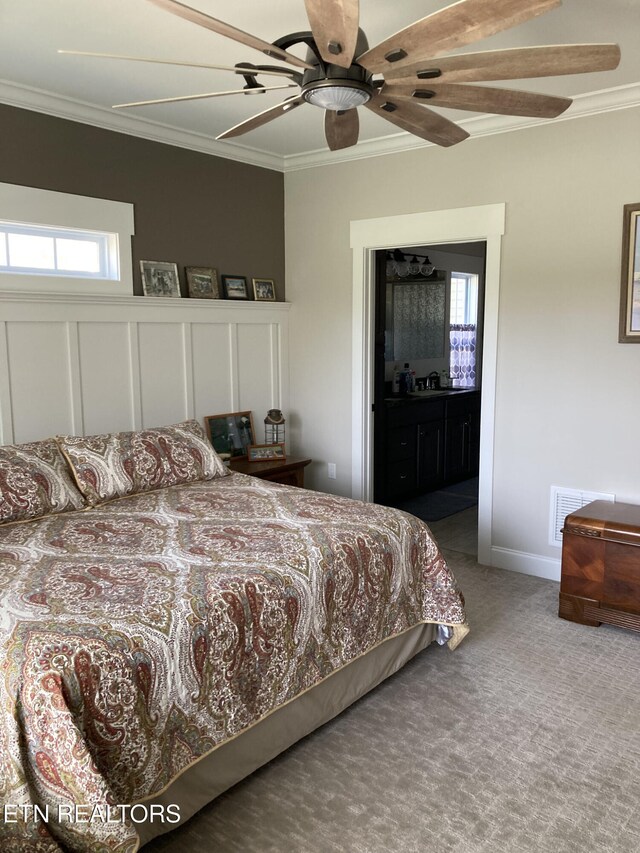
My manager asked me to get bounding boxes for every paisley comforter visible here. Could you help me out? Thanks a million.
[0,472,467,852]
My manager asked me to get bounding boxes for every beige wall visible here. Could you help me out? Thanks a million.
[285,106,640,575]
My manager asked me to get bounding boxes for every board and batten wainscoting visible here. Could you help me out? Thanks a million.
[0,292,290,445]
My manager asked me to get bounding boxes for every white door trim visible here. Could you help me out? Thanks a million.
[350,203,506,566]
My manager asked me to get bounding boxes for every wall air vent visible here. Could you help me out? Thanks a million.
[549,486,615,547]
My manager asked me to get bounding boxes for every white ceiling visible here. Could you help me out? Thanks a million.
[1,0,638,170]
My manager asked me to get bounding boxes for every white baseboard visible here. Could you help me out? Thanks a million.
[490,546,561,583]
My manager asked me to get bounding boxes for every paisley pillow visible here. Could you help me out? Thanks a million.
[58,419,229,506]
[0,438,86,524]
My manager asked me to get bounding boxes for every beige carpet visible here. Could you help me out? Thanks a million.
[144,551,640,853]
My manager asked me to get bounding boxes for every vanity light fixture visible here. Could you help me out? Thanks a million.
[387,249,435,277]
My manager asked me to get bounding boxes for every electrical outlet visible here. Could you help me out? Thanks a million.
[328,463,337,479]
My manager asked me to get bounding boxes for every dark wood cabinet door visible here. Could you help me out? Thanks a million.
[444,397,480,483]
[386,457,417,498]
[445,414,471,482]
[418,420,444,491]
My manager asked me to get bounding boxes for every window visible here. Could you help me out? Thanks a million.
[0,183,134,295]
[0,223,117,279]
[450,272,478,325]
[450,272,479,388]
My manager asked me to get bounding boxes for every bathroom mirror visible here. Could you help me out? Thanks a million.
[385,275,446,362]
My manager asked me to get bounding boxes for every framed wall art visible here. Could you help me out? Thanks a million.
[222,275,248,300]
[252,278,276,301]
[186,266,220,299]
[204,411,255,459]
[619,202,640,343]
[140,260,181,298]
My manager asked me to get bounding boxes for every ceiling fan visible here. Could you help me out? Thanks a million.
[60,0,621,151]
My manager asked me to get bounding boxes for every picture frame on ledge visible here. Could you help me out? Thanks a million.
[252,278,276,302]
[222,275,248,300]
[247,443,286,463]
[140,260,181,298]
[204,411,255,460]
[619,202,640,343]
[186,266,220,299]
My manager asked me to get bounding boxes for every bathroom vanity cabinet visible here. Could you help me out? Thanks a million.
[381,390,480,502]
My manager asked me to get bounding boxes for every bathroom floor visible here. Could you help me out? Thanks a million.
[393,477,478,522]
[427,506,477,556]
[393,477,478,557]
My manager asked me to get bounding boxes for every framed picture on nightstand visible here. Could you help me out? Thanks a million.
[204,411,255,460]
[247,443,286,462]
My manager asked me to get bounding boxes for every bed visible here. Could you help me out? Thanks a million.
[0,421,468,852]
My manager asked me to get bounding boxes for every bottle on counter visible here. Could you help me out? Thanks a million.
[440,369,449,388]
[392,366,400,395]
[399,362,412,396]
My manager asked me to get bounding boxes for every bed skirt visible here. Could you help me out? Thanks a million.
[137,621,438,847]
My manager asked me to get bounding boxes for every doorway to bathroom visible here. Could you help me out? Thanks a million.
[373,240,486,556]
[349,201,505,566]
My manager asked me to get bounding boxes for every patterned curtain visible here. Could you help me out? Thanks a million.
[449,324,476,387]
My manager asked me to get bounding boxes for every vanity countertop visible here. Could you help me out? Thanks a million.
[384,388,479,407]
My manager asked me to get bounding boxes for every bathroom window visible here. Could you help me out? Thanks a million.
[450,272,478,325]
[450,272,478,387]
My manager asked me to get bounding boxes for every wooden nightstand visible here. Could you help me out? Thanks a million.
[229,456,312,488]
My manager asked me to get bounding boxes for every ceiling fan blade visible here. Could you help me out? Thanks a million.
[365,92,469,147]
[58,50,295,78]
[357,0,561,74]
[113,84,296,110]
[382,43,622,83]
[380,80,571,118]
[145,0,313,69]
[216,95,305,140]
[303,0,359,69]
[325,109,360,150]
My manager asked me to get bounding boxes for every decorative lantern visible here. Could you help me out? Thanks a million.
[264,409,285,445]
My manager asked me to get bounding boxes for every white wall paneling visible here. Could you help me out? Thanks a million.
[0,292,290,445]
[78,322,135,435]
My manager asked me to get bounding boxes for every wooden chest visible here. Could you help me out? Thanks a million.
[559,500,640,632]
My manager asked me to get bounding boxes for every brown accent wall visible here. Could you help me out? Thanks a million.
[0,104,285,299]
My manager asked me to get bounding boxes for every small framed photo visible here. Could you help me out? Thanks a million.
[619,202,640,343]
[186,266,220,299]
[252,278,276,301]
[140,260,181,298]
[247,443,286,463]
[204,411,255,460]
[222,275,248,300]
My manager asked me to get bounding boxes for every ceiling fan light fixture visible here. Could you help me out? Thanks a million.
[302,79,373,111]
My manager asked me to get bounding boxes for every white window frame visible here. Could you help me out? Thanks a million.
[0,183,134,295]
[450,271,479,325]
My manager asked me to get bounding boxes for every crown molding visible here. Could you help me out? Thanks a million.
[282,82,640,171]
[0,79,284,173]
[2,78,638,175]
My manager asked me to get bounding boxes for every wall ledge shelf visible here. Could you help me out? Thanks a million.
[0,289,291,311]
